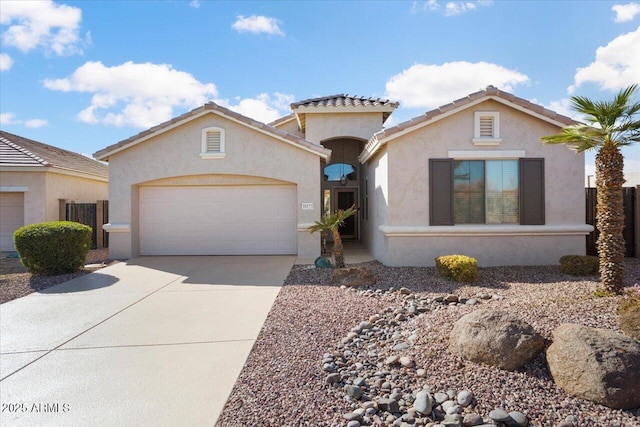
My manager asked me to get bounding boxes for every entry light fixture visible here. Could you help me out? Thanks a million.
[340,175,347,186]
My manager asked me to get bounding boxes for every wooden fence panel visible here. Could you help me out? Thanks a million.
[586,187,636,257]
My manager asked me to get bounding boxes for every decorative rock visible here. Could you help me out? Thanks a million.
[399,287,412,295]
[489,408,510,423]
[354,377,367,387]
[413,390,434,415]
[466,298,478,305]
[332,266,376,287]
[347,421,361,427]
[445,294,459,303]
[344,411,362,421]
[326,373,341,384]
[546,323,640,409]
[449,309,545,371]
[442,414,462,427]
[400,356,413,367]
[457,390,473,407]
[462,413,483,426]
[386,355,400,365]
[416,368,427,377]
[446,405,462,415]
[378,398,400,413]
[393,342,410,351]
[344,385,363,399]
[507,411,528,427]
[434,392,449,404]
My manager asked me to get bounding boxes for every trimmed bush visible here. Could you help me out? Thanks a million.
[14,221,92,275]
[618,285,640,341]
[559,255,599,276]
[435,254,478,283]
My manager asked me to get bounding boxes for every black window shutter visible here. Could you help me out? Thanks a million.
[429,159,454,225]
[519,158,545,225]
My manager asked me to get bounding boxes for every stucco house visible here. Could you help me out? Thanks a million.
[0,130,109,251]
[95,86,592,266]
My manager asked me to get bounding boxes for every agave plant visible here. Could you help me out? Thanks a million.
[308,205,357,268]
[542,84,640,294]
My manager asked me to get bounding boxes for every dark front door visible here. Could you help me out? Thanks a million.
[335,188,358,239]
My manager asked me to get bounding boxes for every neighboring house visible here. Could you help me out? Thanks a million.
[95,86,592,266]
[0,131,109,251]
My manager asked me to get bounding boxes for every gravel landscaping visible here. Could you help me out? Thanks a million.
[216,259,640,427]
[0,249,114,304]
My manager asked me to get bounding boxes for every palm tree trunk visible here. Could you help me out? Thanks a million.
[595,143,626,294]
[331,228,345,268]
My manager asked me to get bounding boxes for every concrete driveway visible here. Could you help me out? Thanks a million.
[0,256,293,426]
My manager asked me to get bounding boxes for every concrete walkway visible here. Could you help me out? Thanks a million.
[0,256,293,426]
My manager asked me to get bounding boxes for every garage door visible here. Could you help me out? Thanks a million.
[140,185,297,255]
[0,193,24,251]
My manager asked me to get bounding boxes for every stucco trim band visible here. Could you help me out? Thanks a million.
[103,223,131,233]
[379,224,594,237]
[0,186,28,192]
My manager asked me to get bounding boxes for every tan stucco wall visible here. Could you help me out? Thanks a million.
[367,99,588,266]
[305,113,384,144]
[272,118,303,137]
[0,170,107,225]
[361,148,390,264]
[106,112,322,259]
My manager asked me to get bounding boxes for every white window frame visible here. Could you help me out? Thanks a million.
[200,126,226,159]
[473,111,502,145]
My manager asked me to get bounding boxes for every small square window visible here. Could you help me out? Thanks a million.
[473,112,502,145]
[200,126,226,159]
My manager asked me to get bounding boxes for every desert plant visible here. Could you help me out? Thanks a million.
[617,284,640,340]
[542,85,640,295]
[14,221,92,275]
[559,255,599,276]
[435,254,478,283]
[308,205,357,269]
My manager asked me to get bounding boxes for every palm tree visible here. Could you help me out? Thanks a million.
[308,205,357,268]
[542,84,640,294]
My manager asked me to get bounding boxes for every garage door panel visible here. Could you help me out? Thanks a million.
[0,193,24,251]
[140,185,297,255]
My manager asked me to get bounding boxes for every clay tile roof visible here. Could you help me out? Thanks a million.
[0,130,108,178]
[359,86,578,163]
[94,102,330,160]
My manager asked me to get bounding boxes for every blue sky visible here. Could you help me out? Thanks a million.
[1,0,639,178]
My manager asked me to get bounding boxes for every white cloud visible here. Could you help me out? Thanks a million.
[0,112,47,127]
[232,15,284,36]
[612,3,640,22]
[0,0,83,55]
[386,61,529,109]
[189,0,200,9]
[0,52,13,71]
[43,61,218,128]
[568,27,640,93]
[0,112,17,124]
[217,92,294,124]
[24,118,48,128]
[544,98,582,121]
[412,0,493,15]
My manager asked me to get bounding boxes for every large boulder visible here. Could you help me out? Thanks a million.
[331,266,376,287]
[546,323,640,409]
[449,309,545,371]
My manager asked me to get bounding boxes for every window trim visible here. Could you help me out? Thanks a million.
[200,126,226,159]
[473,111,502,145]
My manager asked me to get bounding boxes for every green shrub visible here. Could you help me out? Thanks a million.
[559,255,599,276]
[435,254,478,283]
[618,285,640,341]
[14,221,92,275]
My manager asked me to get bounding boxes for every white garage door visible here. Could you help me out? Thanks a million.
[0,193,24,251]
[140,185,297,255]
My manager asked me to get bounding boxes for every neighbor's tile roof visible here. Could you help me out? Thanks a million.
[94,102,331,160]
[0,130,108,178]
[359,86,578,163]
[291,94,399,109]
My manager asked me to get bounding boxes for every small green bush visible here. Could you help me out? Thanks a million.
[618,285,640,341]
[559,255,599,276]
[14,221,92,275]
[435,254,478,283]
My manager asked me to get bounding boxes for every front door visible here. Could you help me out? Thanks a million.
[334,188,358,239]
